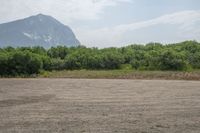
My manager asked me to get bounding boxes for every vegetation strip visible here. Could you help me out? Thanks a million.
[0,41,200,78]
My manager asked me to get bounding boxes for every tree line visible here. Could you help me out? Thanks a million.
[0,41,200,76]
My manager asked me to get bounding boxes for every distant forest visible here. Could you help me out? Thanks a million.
[0,41,200,76]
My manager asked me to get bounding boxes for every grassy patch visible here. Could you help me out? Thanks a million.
[39,69,200,80]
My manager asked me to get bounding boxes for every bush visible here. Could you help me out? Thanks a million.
[188,52,200,69]
[0,52,9,75]
[158,50,190,71]
[49,58,65,70]
[101,51,125,69]
[7,51,43,75]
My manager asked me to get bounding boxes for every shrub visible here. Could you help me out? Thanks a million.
[158,50,190,71]
[7,51,43,75]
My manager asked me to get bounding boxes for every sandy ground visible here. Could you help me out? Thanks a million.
[0,79,200,133]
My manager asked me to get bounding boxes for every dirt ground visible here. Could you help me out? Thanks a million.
[0,79,200,133]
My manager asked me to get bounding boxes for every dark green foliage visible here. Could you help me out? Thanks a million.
[9,51,42,75]
[40,56,52,70]
[0,40,200,76]
[0,52,9,75]
[188,52,200,69]
[158,50,189,71]
[49,58,65,70]
[100,48,124,69]
[47,46,69,59]
[0,51,43,76]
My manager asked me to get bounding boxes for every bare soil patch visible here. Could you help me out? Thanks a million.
[0,79,200,133]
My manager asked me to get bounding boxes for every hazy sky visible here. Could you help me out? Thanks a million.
[1,0,200,47]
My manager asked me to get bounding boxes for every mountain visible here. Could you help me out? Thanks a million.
[0,14,80,48]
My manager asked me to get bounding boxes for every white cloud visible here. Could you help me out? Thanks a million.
[75,10,200,47]
[115,10,200,32]
[0,0,131,24]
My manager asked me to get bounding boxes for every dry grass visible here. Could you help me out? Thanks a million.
[39,70,200,80]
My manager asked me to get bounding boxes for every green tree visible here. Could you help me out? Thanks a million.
[188,52,200,69]
[158,50,189,71]
[47,46,68,59]
[7,51,43,75]
[0,52,9,75]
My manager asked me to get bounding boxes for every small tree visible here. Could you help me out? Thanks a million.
[158,50,189,71]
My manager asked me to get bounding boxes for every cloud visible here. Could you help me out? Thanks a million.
[1,1,199,47]
[0,0,131,24]
[75,10,200,47]
[115,10,200,32]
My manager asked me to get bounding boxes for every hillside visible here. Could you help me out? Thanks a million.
[0,14,80,48]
